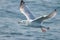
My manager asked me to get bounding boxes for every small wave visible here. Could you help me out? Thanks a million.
[25,34,33,37]
[0,32,23,36]
[43,22,53,24]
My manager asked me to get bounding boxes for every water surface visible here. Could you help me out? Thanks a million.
[0,0,60,40]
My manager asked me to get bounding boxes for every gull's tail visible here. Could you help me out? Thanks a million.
[20,0,35,21]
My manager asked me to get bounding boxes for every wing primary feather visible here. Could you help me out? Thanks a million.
[46,9,57,19]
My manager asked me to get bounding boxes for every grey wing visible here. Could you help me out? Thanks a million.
[20,0,35,20]
[32,9,57,23]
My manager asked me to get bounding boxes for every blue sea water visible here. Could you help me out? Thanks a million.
[0,0,60,40]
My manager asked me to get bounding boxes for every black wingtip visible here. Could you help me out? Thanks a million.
[55,9,56,11]
[21,0,23,2]
[21,0,25,3]
[20,0,25,6]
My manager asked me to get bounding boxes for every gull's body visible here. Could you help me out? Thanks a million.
[19,0,57,32]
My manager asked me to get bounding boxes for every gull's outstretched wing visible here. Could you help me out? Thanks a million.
[20,0,35,20]
[32,9,57,23]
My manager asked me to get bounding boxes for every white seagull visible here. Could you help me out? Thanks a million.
[18,0,57,32]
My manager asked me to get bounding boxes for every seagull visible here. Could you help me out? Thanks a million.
[18,0,57,32]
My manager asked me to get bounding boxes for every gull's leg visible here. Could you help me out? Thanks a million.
[41,28,47,32]
[40,26,50,32]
